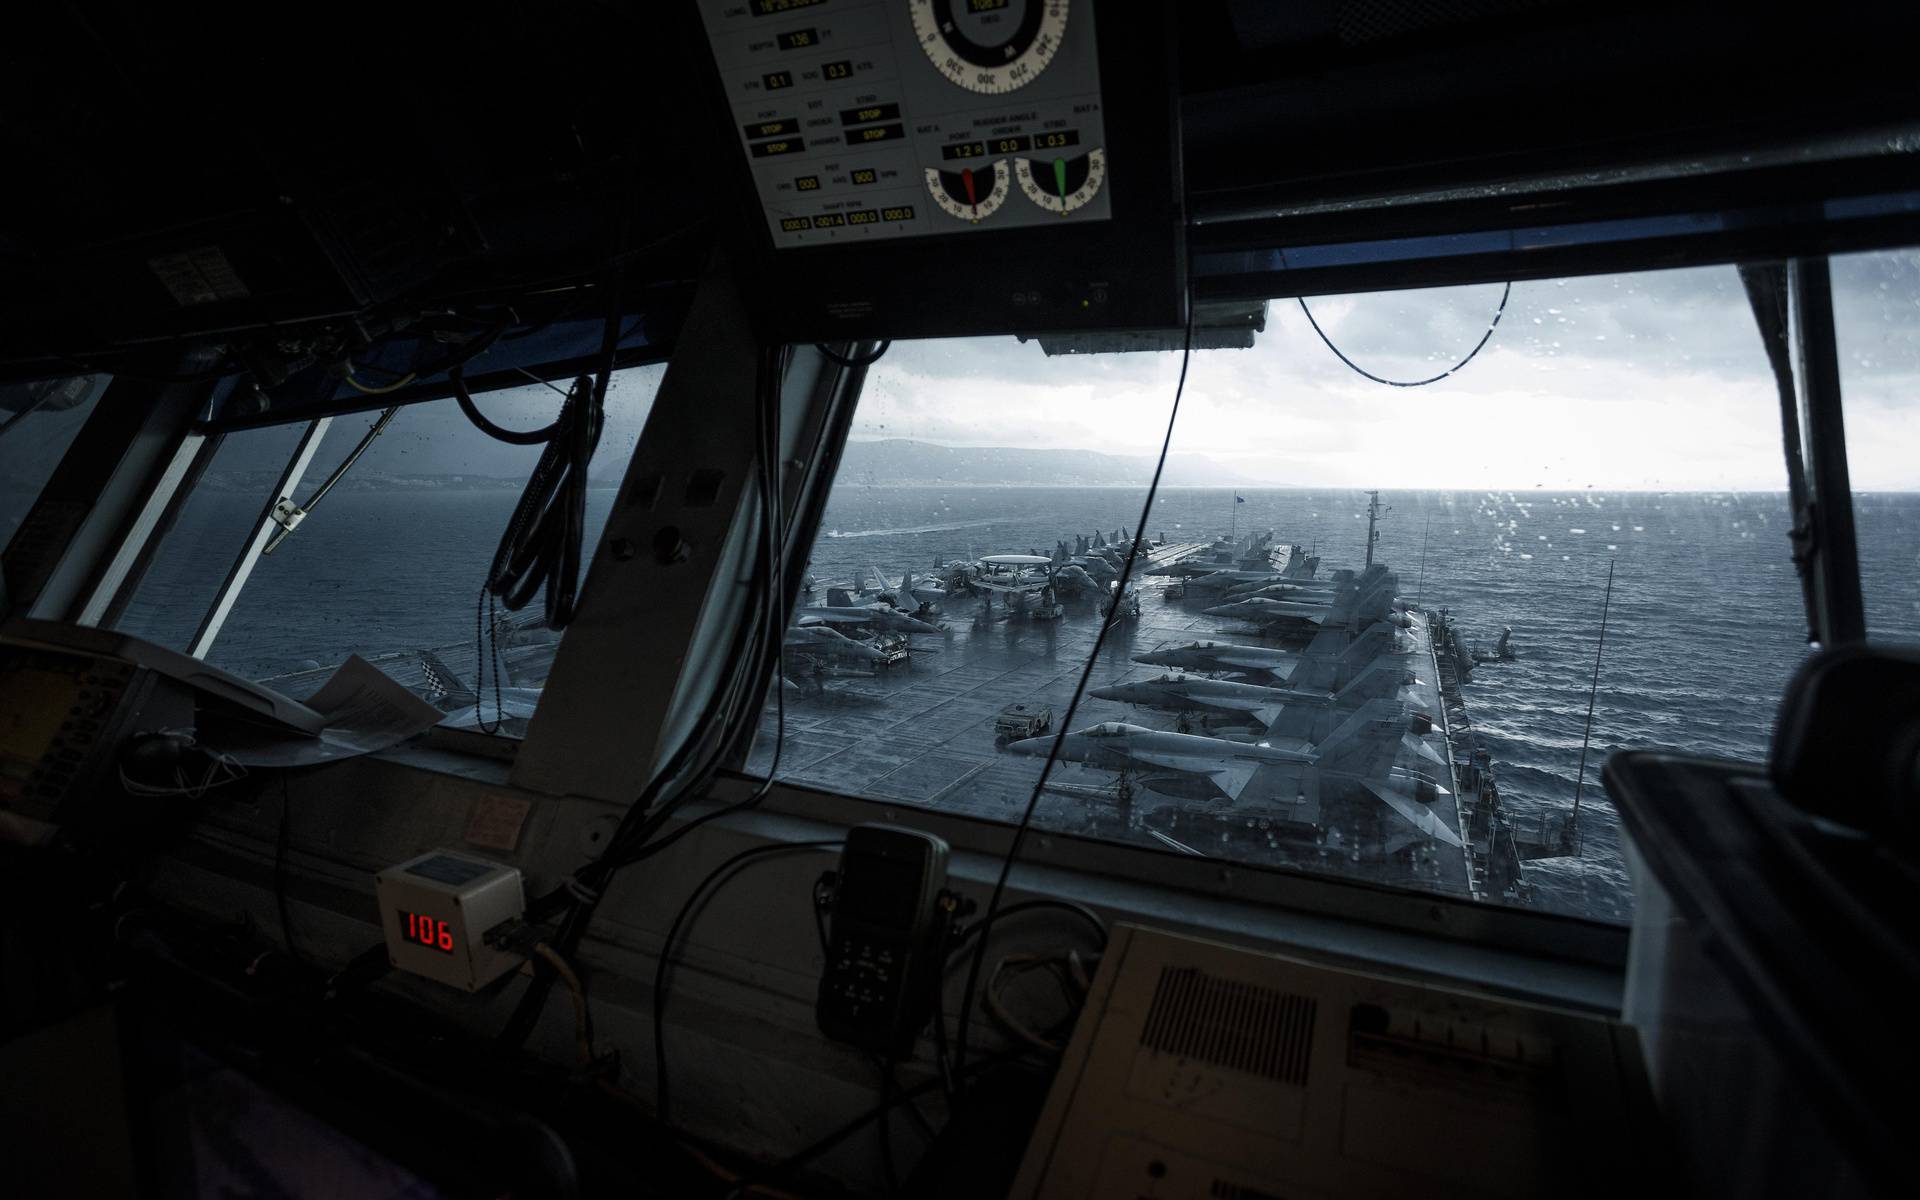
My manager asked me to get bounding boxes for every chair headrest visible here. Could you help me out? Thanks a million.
[1771,643,1920,836]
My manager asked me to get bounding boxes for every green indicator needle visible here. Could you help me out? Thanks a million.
[1052,158,1068,213]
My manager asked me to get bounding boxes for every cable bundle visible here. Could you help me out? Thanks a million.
[470,371,604,628]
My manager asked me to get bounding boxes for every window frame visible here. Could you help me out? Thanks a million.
[9,235,1886,985]
[732,769,1631,972]
[711,251,1893,963]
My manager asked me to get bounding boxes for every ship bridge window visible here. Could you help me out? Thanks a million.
[108,367,664,732]
[1831,247,1920,642]
[746,263,1867,926]
[1,373,109,550]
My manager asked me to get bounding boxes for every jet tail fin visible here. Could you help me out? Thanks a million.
[417,651,477,709]
[1335,658,1410,706]
[1362,780,1464,846]
[1312,697,1409,777]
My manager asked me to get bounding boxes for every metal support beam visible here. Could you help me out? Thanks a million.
[187,418,333,659]
[74,430,220,628]
[7,377,211,624]
[512,254,847,801]
[1790,257,1867,645]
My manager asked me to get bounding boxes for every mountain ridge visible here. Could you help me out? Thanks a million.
[835,438,1254,487]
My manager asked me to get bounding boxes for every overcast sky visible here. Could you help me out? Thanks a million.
[853,253,1920,491]
[7,256,1913,495]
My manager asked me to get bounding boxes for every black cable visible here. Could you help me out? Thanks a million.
[930,971,956,1100]
[949,898,1107,954]
[451,366,569,445]
[952,291,1196,1085]
[613,343,791,866]
[814,340,891,368]
[885,1057,938,1141]
[499,339,793,1046]
[876,1057,901,1196]
[604,341,788,866]
[652,840,843,1127]
[1296,281,1510,388]
[732,1046,1029,1196]
[275,773,306,968]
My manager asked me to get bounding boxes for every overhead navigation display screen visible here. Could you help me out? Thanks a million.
[697,1,1112,249]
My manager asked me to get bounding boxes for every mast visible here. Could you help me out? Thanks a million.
[1569,558,1616,851]
[1416,515,1431,605]
[1363,490,1387,568]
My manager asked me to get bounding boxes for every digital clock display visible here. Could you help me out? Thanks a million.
[399,909,455,955]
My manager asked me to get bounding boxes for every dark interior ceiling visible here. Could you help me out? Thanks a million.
[3,0,1917,382]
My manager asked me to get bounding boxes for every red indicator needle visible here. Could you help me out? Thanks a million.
[961,167,978,214]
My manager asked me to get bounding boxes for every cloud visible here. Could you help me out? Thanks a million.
[850,256,1920,490]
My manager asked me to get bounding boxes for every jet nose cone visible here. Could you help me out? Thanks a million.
[1004,736,1051,756]
[1202,603,1241,617]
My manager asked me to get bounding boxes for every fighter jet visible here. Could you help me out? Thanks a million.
[796,603,942,636]
[1135,620,1410,688]
[1223,563,1379,600]
[1050,563,1106,597]
[1204,573,1402,630]
[1054,542,1119,580]
[1268,543,1319,579]
[1005,699,1458,848]
[1146,557,1234,579]
[795,583,945,634]
[1090,656,1413,734]
[1177,568,1290,593]
[861,566,947,611]
[1004,719,1321,802]
[1013,691,1443,821]
[784,625,891,663]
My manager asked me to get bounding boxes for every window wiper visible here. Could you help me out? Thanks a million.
[262,405,400,556]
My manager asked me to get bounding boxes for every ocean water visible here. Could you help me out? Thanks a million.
[111,485,1920,923]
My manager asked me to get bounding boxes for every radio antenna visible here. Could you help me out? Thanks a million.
[1416,515,1431,605]
[1569,558,1615,851]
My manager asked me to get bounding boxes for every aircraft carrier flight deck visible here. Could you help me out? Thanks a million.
[742,534,1513,903]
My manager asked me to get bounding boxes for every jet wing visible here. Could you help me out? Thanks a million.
[1126,748,1259,800]
[801,612,870,624]
[1216,651,1294,672]
[1402,733,1448,767]
[1192,693,1282,717]
[1207,760,1262,801]
[1259,601,1332,622]
[1362,781,1465,847]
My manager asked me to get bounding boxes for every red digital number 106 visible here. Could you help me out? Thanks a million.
[404,911,454,952]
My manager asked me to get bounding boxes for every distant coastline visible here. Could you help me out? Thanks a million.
[176,470,1854,495]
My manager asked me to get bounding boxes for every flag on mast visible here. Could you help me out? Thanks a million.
[1235,494,1245,503]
